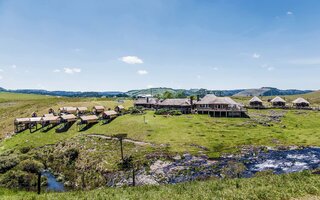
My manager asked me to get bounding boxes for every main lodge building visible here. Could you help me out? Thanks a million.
[134,94,247,117]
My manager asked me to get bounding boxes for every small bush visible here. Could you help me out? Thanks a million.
[0,170,37,188]
[0,155,20,173]
[18,159,44,174]
[64,148,79,163]
[155,109,182,116]
[19,146,31,154]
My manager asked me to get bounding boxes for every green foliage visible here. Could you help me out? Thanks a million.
[154,109,182,116]
[162,91,174,99]
[18,159,44,174]
[64,148,79,163]
[19,146,31,154]
[0,170,37,189]
[0,154,20,173]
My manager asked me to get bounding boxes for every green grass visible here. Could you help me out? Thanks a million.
[0,171,319,200]
[2,109,320,157]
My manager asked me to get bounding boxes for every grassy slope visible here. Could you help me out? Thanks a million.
[2,109,320,157]
[0,92,133,139]
[0,171,319,200]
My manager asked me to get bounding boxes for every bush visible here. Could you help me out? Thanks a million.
[18,159,44,174]
[129,107,144,114]
[64,148,79,163]
[0,170,37,188]
[19,146,31,154]
[0,155,20,173]
[155,109,182,116]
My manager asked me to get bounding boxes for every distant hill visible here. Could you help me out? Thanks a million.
[233,87,312,97]
[1,89,127,98]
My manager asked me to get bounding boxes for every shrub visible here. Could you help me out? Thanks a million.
[129,107,144,114]
[64,148,79,163]
[0,155,20,173]
[155,109,182,116]
[18,159,44,174]
[0,170,37,188]
[19,146,31,154]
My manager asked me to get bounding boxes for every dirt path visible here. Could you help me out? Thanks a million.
[87,134,154,146]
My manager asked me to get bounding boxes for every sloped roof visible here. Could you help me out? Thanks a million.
[30,117,42,122]
[134,98,159,105]
[158,98,191,106]
[77,107,88,111]
[93,106,105,110]
[249,96,263,103]
[195,94,217,104]
[42,116,60,122]
[271,96,286,103]
[104,110,118,116]
[196,94,240,105]
[116,105,125,109]
[80,115,99,121]
[43,113,54,117]
[15,118,30,123]
[61,114,77,121]
[293,97,309,104]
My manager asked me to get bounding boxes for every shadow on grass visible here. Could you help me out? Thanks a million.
[56,121,76,133]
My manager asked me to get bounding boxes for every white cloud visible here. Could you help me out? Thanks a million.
[63,67,82,74]
[120,56,143,64]
[252,53,261,59]
[287,11,293,15]
[147,84,154,88]
[53,69,61,73]
[0,75,3,80]
[11,65,17,69]
[137,70,148,75]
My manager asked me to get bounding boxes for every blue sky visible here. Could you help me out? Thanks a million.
[0,0,320,91]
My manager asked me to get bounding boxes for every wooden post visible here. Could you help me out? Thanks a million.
[37,172,41,194]
[120,138,124,161]
[132,166,135,186]
[143,116,146,124]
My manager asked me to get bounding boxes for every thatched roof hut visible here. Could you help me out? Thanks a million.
[249,96,263,107]
[43,113,55,117]
[41,116,61,124]
[61,114,77,122]
[103,110,118,119]
[77,107,88,112]
[80,115,99,124]
[93,106,105,114]
[292,97,310,107]
[30,117,42,123]
[59,107,77,114]
[115,105,125,112]
[270,96,286,107]
[14,118,30,125]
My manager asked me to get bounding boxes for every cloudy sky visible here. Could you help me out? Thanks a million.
[1,0,320,91]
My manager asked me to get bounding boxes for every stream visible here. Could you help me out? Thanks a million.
[41,171,65,192]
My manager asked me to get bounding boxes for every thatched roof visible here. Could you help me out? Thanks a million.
[249,96,263,103]
[59,107,77,113]
[270,96,286,103]
[77,107,88,112]
[158,99,191,106]
[14,118,30,124]
[41,116,60,123]
[104,110,118,116]
[116,105,125,109]
[61,114,77,121]
[30,117,42,122]
[93,106,105,111]
[195,94,217,104]
[80,115,98,122]
[196,94,240,106]
[293,97,309,104]
[43,114,54,117]
[134,98,159,105]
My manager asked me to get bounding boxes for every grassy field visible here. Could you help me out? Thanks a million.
[0,92,319,199]
[2,109,320,157]
[0,92,133,139]
[0,171,319,200]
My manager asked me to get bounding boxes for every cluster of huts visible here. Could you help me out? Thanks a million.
[14,105,125,133]
[134,94,247,117]
[249,96,310,109]
[134,94,312,117]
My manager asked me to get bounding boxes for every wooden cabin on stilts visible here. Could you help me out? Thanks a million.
[77,115,99,131]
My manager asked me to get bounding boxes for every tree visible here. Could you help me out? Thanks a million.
[162,91,173,99]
